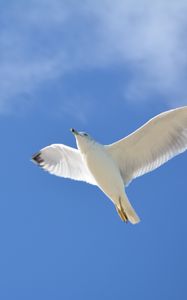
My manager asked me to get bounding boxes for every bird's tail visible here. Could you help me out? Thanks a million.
[119,193,140,224]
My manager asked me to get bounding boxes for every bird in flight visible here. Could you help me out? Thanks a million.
[32,106,187,224]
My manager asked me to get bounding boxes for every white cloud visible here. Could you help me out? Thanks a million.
[1,0,187,114]
[86,0,187,104]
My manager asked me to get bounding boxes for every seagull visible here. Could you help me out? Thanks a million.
[32,106,187,224]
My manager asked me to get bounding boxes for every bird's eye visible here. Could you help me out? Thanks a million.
[84,133,88,136]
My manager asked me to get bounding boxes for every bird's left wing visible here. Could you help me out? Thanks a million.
[106,106,187,185]
[32,144,97,185]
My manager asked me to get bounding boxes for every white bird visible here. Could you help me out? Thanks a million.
[32,106,187,224]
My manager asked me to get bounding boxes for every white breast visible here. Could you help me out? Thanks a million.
[83,144,124,201]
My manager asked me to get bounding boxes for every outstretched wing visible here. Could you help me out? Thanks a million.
[32,144,97,185]
[106,106,187,185]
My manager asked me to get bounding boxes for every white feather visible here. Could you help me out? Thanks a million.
[106,106,187,185]
[34,144,97,185]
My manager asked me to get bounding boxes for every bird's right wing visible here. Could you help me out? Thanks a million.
[32,144,97,185]
[106,106,187,185]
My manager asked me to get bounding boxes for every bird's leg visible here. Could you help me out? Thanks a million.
[116,206,126,221]
[115,197,128,223]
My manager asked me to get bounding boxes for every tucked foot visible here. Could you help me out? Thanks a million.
[116,198,128,223]
[116,206,127,222]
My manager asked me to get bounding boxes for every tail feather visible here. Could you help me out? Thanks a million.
[120,193,140,224]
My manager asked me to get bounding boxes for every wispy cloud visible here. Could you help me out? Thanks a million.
[86,0,187,104]
[1,0,187,114]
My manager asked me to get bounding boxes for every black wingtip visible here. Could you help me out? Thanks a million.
[32,152,44,165]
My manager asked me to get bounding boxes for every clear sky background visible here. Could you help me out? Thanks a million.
[1,1,187,300]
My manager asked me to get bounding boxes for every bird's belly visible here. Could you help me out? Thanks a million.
[85,149,124,200]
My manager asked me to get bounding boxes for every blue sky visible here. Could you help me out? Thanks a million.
[1,1,187,299]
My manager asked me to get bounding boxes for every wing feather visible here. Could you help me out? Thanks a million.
[106,106,187,185]
[32,144,97,185]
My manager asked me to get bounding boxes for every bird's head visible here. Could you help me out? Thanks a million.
[70,128,94,153]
